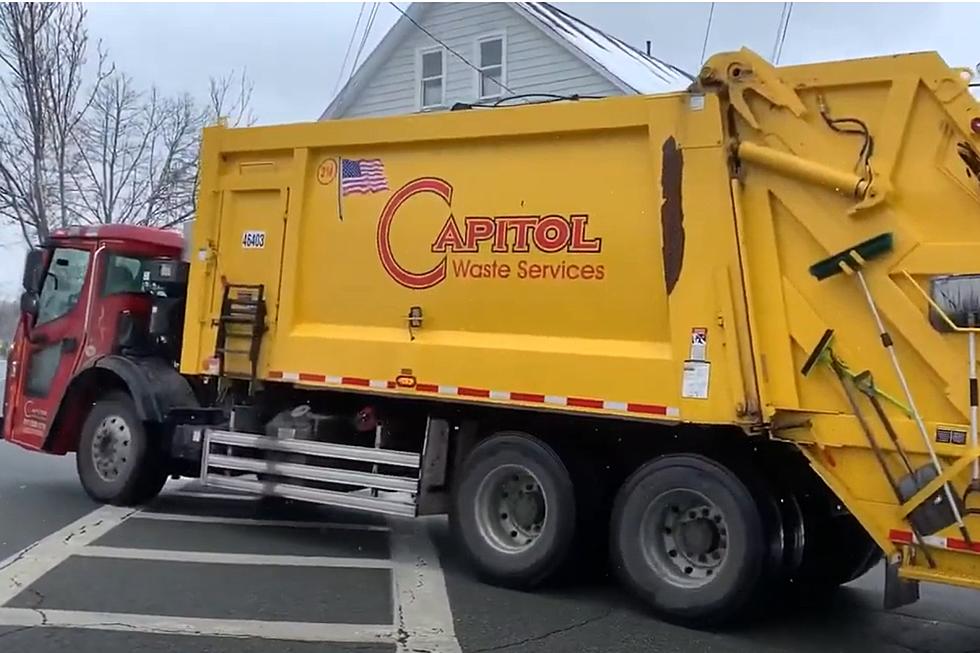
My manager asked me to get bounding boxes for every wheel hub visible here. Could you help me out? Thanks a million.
[90,415,132,483]
[475,465,548,553]
[642,489,730,588]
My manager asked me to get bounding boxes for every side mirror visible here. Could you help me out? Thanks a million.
[22,249,43,294]
[19,290,38,318]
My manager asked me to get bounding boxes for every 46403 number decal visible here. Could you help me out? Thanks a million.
[241,230,266,249]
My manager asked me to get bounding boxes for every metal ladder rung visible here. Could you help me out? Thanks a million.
[204,475,417,517]
[207,453,418,493]
[206,430,421,468]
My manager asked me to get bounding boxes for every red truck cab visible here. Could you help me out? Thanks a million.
[3,225,184,454]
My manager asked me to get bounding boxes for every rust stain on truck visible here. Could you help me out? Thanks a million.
[661,136,685,295]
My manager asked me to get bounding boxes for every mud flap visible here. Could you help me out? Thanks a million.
[884,558,920,609]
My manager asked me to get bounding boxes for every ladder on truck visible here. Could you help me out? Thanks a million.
[214,283,267,382]
[199,418,452,517]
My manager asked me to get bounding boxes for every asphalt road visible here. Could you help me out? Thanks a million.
[2,441,980,653]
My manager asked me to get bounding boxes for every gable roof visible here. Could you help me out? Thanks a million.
[321,2,691,120]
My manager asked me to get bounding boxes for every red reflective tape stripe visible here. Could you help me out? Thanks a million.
[385,381,397,389]
[889,529,914,544]
[627,402,668,415]
[511,392,545,403]
[299,372,325,382]
[458,387,490,398]
[567,397,604,409]
[342,377,370,387]
[269,371,284,379]
[416,383,439,393]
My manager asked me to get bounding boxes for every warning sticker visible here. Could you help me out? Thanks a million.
[682,360,710,399]
[689,327,708,361]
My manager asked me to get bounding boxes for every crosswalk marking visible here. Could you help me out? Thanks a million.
[390,518,462,653]
[75,545,394,568]
[0,484,460,650]
[131,510,390,531]
[0,607,395,642]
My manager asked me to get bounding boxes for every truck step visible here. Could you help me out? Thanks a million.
[201,429,422,517]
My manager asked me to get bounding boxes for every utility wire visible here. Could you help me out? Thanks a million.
[350,2,380,82]
[388,2,517,95]
[698,2,715,66]
[772,2,794,65]
[333,3,367,97]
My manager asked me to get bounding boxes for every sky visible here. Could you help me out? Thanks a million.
[1,1,979,296]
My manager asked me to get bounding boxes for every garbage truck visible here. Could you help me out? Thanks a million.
[5,47,980,627]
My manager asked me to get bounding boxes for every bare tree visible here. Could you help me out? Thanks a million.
[44,4,110,229]
[71,69,255,229]
[208,68,256,127]
[0,3,106,246]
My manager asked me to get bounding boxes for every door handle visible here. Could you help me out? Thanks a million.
[60,337,78,354]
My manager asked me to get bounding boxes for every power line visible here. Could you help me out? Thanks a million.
[699,2,715,66]
[333,3,367,97]
[771,2,794,65]
[387,2,516,95]
[350,2,380,81]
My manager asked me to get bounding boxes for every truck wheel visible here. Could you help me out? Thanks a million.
[451,432,577,589]
[76,392,163,506]
[610,454,767,627]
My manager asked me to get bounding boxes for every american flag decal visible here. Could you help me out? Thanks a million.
[341,158,389,195]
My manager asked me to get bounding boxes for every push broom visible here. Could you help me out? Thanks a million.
[809,234,971,544]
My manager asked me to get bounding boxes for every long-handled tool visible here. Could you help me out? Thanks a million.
[801,330,936,567]
[809,234,971,545]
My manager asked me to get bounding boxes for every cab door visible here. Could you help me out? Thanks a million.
[6,245,93,450]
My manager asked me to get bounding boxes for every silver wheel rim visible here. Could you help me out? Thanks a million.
[90,414,133,483]
[640,488,729,588]
[474,464,547,554]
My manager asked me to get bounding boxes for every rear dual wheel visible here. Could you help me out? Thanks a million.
[610,452,881,627]
[610,455,768,627]
[451,432,580,588]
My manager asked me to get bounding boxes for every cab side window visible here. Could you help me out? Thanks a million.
[36,248,91,325]
[103,254,144,295]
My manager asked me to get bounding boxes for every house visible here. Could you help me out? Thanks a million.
[321,2,691,120]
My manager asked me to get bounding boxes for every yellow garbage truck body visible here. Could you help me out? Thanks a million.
[140,47,980,623]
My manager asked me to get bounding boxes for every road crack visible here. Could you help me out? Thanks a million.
[471,609,614,652]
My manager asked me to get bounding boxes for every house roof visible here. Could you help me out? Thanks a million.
[321,2,691,120]
[512,3,691,94]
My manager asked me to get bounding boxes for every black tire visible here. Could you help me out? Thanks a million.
[610,454,768,627]
[787,508,882,598]
[76,392,162,506]
[451,432,577,589]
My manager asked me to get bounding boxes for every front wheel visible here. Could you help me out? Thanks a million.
[76,392,165,506]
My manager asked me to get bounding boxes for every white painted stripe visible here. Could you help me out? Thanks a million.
[174,490,259,501]
[369,379,388,389]
[544,395,567,406]
[326,375,343,384]
[75,546,392,569]
[390,519,461,653]
[923,534,947,548]
[281,371,300,382]
[0,505,136,605]
[437,385,458,396]
[666,406,681,418]
[603,400,627,411]
[489,390,510,400]
[131,511,390,532]
[0,607,394,642]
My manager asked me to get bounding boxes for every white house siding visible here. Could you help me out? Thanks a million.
[338,2,622,119]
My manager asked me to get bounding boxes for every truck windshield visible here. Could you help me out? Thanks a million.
[36,247,90,325]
